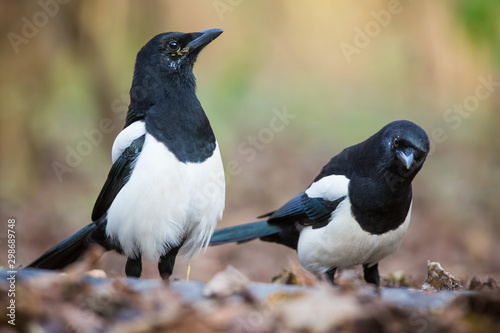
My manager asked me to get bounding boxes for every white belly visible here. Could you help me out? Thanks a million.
[297,198,411,275]
[106,134,225,262]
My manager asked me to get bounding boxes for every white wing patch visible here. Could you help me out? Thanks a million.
[111,121,146,163]
[305,175,350,200]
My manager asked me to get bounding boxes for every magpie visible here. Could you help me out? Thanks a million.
[210,120,429,286]
[28,29,226,279]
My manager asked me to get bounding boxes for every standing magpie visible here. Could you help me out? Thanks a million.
[28,29,226,279]
[210,120,429,286]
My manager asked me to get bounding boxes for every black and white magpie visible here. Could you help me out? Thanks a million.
[28,29,226,279]
[210,120,430,286]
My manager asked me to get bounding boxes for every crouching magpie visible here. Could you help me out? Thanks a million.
[28,29,226,279]
[210,120,429,286]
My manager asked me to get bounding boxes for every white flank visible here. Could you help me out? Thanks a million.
[111,121,146,163]
[298,199,412,275]
[305,175,350,200]
[106,134,225,261]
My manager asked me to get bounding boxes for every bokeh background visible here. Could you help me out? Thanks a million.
[1,0,499,283]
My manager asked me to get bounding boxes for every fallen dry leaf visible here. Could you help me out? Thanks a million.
[422,261,463,291]
[203,265,250,298]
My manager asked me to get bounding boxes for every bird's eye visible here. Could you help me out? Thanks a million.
[392,137,400,148]
[167,41,180,52]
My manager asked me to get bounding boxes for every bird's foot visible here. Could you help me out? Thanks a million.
[125,256,142,278]
[158,245,181,280]
[325,267,337,284]
[363,262,380,287]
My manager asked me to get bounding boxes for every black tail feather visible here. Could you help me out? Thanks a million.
[209,220,282,245]
[28,222,97,270]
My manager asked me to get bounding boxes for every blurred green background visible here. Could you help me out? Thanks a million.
[0,0,499,283]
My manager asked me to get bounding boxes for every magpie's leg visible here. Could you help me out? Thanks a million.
[125,255,142,278]
[158,244,182,280]
[325,267,337,284]
[363,262,380,286]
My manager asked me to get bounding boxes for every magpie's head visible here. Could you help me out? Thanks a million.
[137,28,222,74]
[380,120,430,178]
[129,29,222,105]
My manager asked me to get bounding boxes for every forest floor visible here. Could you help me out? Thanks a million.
[2,248,499,333]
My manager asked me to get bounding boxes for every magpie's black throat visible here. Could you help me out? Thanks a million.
[349,175,413,235]
[146,87,216,163]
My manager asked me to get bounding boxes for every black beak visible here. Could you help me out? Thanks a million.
[183,28,223,54]
[396,148,414,169]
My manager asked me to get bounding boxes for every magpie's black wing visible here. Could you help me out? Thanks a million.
[260,192,346,229]
[91,134,146,221]
[258,193,304,220]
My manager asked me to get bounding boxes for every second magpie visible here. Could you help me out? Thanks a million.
[210,120,429,286]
